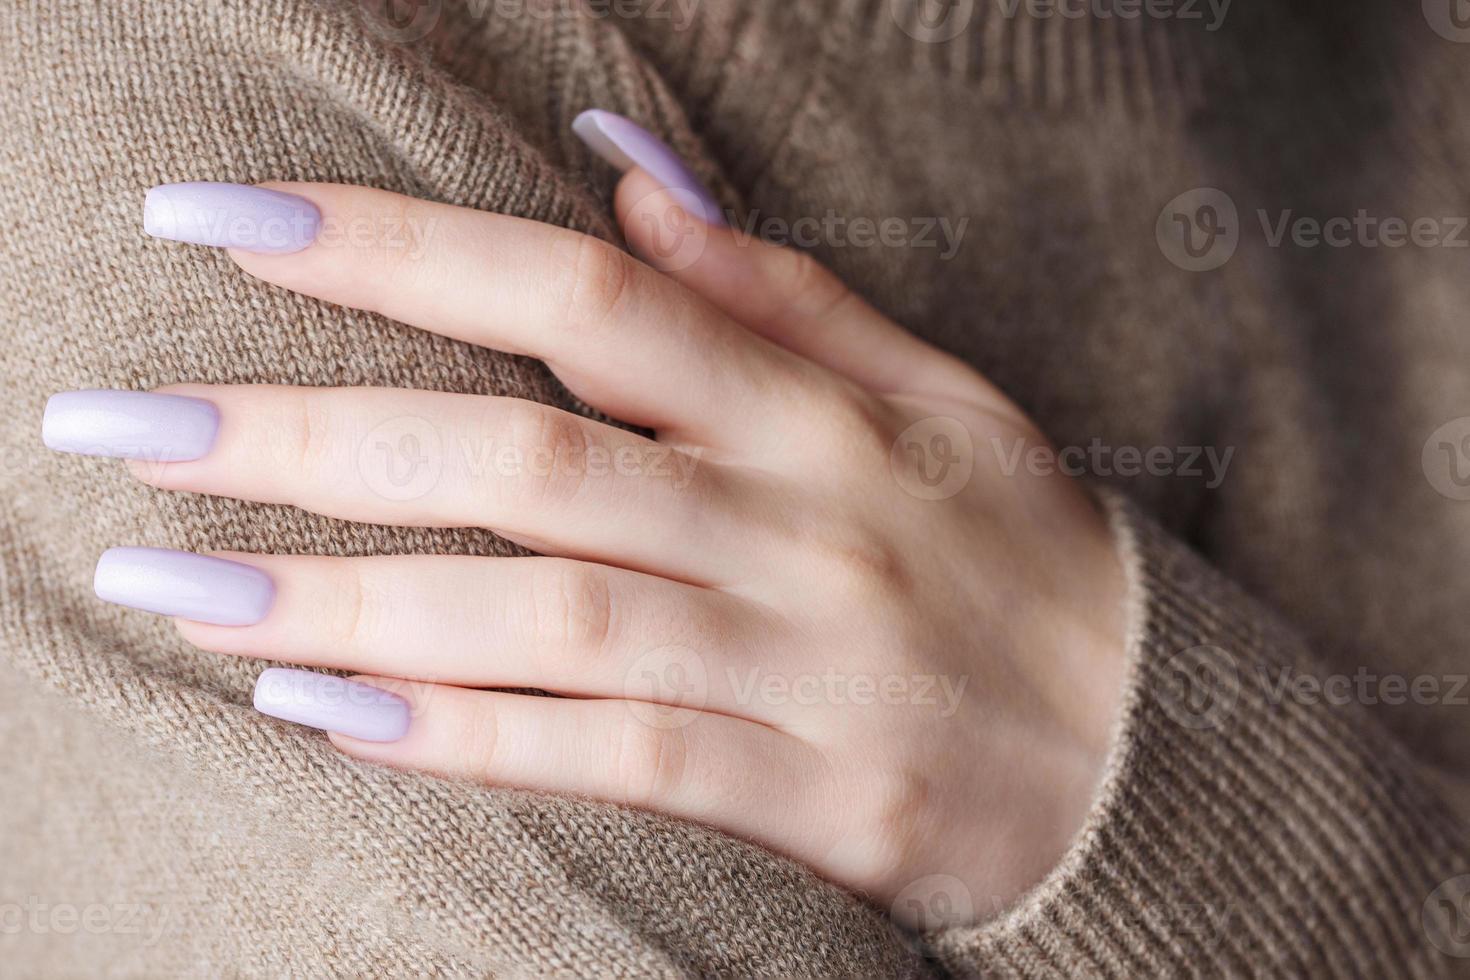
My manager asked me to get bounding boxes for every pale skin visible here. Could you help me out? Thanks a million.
[131,171,1129,929]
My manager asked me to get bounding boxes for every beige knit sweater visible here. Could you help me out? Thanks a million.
[1,0,1466,975]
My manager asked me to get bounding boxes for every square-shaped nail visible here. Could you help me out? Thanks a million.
[144,182,320,254]
[43,390,219,462]
[253,668,411,742]
[94,547,275,626]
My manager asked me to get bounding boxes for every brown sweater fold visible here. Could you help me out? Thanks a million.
[1,0,1466,975]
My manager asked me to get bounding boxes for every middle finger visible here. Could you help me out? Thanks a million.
[109,383,764,584]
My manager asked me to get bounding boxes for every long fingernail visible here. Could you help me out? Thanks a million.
[253,668,411,742]
[572,110,726,226]
[43,390,219,462]
[94,547,275,626]
[144,182,321,254]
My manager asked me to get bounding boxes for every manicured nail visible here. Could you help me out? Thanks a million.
[94,547,275,626]
[43,390,219,462]
[143,182,321,254]
[572,109,726,226]
[253,668,411,742]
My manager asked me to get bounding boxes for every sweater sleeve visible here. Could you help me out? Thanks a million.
[922,491,1467,978]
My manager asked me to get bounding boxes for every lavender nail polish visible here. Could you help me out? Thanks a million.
[253,668,411,742]
[143,182,321,254]
[43,390,219,462]
[572,110,726,227]
[94,547,275,626]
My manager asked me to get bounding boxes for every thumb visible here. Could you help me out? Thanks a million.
[574,109,978,397]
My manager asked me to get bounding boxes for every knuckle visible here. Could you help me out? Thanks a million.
[829,387,900,459]
[853,767,931,886]
[613,717,687,808]
[526,561,616,667]
[504,402,594,506]
[559,233,638,331]
[810,522,911,598]
[326,561,371,650]
[786,383,897,472]
[277,391,333,480]
[357,193,425,289]
[771,247,854,326]
[462,700,504,782]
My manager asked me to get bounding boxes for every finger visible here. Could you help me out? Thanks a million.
[130,384,757,584]
[615,170,992,402]
[221,182,833,449]
[177,554,785,717]
[324,676,826,861]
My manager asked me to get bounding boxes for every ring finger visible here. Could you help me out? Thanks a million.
[125,551,787,719]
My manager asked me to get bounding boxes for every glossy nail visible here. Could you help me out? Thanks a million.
[253,668,411,742]
[144,182,321,254]
[43,390,219,462]
[94,547,275,626]
[572,109,726,226]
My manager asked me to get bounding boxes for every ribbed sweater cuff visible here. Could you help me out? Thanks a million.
[924,492,1465,978]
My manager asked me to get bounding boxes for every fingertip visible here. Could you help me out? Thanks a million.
[612,167,668,225]
[613,169,735,275]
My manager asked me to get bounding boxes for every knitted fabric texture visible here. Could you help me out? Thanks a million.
[0,0,1466,976]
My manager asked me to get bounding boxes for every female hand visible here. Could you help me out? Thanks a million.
[44,113,1127,928]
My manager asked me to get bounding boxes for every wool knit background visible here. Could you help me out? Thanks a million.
[1,0,1467,976]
